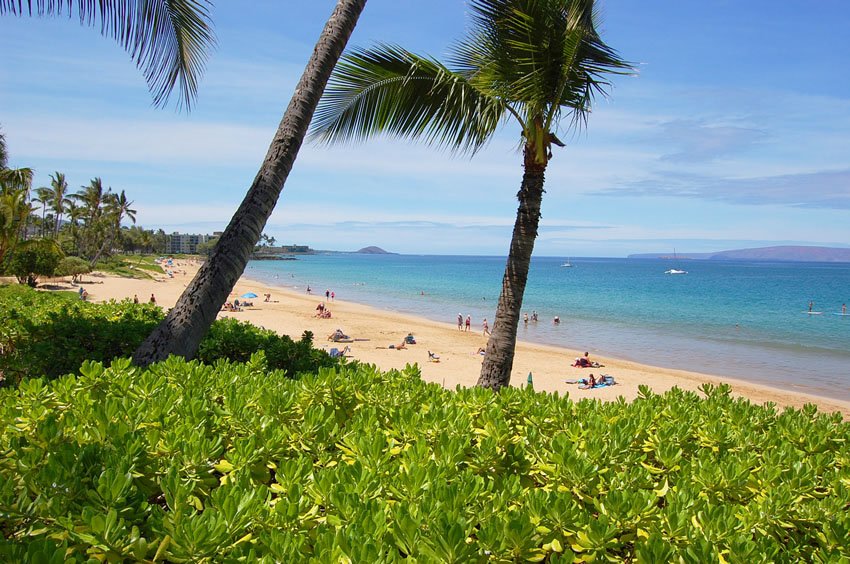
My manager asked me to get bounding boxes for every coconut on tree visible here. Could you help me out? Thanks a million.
[311,0,631,390]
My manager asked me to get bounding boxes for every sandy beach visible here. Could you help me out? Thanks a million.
[73,261,850,419]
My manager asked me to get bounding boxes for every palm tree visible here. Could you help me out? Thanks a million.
[0,129,7,169]
[73,177,107,226]
[49,172,71,237]
[312,0,631,390]
[133,0,369,365]
[90,190,136,266]
[0,129,34,257]
[32,186,52,237]
[0,189,34,265]
[0,130,32,194]
[0,0,215,109]
[70,177,113,260]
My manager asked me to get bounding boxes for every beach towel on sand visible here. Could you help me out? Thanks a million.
[569,375,616,389]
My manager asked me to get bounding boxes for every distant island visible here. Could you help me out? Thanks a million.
[355,246,392,254]
[628,245,850,263]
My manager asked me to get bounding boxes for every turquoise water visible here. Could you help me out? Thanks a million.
[246,255,850,401]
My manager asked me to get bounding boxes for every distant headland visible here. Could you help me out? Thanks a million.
[355,246,392,254]
[628,245,850,263]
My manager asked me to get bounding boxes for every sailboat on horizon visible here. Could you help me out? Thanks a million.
[664,249,688,275]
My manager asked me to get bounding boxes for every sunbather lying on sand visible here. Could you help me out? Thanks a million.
[565,374,616,389]
[328,329,350,342]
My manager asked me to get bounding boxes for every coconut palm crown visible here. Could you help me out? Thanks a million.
[0,0,215,109]
[312,0,632,390]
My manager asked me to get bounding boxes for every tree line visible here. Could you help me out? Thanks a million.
[0,130,171,284]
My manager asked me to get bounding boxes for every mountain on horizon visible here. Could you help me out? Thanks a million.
[355,246,392,255]
[628,245,850,263]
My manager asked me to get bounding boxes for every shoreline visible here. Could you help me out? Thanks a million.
[60,263,850,418]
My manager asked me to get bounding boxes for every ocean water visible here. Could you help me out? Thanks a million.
[246,255,850,401]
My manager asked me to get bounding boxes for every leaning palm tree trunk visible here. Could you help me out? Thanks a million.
[477,152,547,390]
[133,0,368,365]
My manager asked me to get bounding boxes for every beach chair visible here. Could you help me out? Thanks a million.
[428,351,440,362]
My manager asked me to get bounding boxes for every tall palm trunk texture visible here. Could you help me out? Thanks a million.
[477,149,547,390]
[133,0,368,366]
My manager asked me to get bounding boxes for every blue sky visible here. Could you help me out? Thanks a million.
[2,0,849,256]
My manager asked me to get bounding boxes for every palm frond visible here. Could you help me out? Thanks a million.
[0,129,7,169]
[312,44,508,155]
[0,167,33,193]
[0,0,215,110]
[452,0,632,128]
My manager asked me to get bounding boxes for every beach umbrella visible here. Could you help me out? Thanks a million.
[241,292,258,299]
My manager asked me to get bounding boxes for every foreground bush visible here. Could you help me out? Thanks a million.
[0,355,847,561]
[0,285,339,385]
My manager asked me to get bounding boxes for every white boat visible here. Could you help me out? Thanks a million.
[561,258,573,267]
[664,249,687,274]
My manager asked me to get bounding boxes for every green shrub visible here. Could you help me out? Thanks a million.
[55,256,92,283]
[7,238,64,286]
[0,285,340,385]
[198,318,338,375]
[0,357,847,561]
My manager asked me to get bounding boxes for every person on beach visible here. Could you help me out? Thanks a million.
[326,289,330,300]
[306,285,312,294]
[149,294,156,305]
[523,313,529,325]
[133,294,139,304]
[264,293,271,302]
[457,313,463,330]
[482,318,490,335]
[553,316,560,324]
[465,315,471,331]
[331,291,335,301]
[532,310,538,322]
[573,352,592,368]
